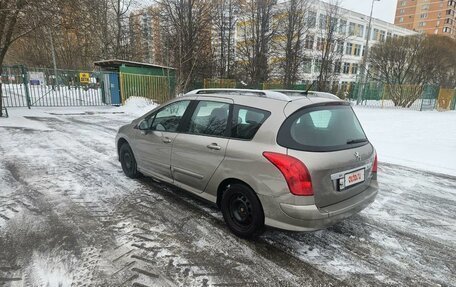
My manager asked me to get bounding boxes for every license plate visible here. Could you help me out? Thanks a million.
[343,168,365,189]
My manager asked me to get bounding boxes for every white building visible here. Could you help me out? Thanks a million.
[234,0,417,84]
[306,1,416,83]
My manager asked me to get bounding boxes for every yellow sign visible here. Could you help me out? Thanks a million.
[79,72,90,84]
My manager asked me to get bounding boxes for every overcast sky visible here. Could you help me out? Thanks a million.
[339,0,398,23]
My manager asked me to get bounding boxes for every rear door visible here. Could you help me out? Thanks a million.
[278,103,375,208]
[171,98,233,194]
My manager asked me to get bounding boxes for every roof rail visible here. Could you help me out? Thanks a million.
[185,88,291,101]
[269,89,340,100]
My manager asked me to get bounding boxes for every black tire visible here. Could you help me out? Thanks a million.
[221,183,265,238]
[120,143,140,179]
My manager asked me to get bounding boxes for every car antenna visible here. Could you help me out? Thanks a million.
[304,80,316,95]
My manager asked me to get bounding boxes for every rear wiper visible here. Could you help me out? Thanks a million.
[347,138,368,144]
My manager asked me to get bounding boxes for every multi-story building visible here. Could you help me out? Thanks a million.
[236,0,416,84]
[394,0,456,39]
[129,7,164,65]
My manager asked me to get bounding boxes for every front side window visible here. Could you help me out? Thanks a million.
[149,100,190,132]
[188,101,230,136]
[231,106,270,140]
[278,104,368,152]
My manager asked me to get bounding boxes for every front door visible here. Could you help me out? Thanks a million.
[171,98,233,194]
[133,100,191,182]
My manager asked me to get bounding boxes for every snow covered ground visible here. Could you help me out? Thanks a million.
[0,100,455,286]
[353,107,456,177]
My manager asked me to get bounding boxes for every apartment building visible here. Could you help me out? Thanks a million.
[129,7,164,65]
[395,0,456,39]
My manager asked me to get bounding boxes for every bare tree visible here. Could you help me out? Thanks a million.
[213,0,238,79]
[0,0,60,116]
[315,0,346,92]
[426,35,456,88]
[369,34,456,107]
[5,0,119,69]
[236,0,276,87]
[276,0,310,88]
[112,0,133,58]
[156,0,213,93]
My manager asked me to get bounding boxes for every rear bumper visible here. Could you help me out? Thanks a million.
[260,181,378,232]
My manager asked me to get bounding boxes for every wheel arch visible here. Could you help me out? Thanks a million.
[216,178,260,210]
[117,137,130,159]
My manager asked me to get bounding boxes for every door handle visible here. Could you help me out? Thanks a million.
[162,137,172,144]
[206,143,221,150]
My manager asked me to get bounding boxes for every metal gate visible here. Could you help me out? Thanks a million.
[1,65,109,108]
[420,85,439,111]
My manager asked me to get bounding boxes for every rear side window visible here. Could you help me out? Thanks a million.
[278,104,368,152]
[188,101,230,136]
[231,105,270,140]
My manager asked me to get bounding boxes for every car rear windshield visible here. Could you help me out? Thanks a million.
[277,104,368,152]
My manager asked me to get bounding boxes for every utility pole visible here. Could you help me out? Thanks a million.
[49,28,59,91]
[357,0,379,104]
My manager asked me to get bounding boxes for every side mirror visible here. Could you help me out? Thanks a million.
[138,120,149,130]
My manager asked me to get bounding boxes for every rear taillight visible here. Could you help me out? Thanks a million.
[372,153,378,173]
[263,152,313,196]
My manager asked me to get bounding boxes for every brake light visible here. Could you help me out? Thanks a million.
[263,152,313,196]
[372,153,378,173]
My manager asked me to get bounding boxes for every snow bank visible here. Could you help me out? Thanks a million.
[116,96,158,117]
[353,107,456,177]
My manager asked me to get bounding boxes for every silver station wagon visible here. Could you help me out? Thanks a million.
[116,89,378,238]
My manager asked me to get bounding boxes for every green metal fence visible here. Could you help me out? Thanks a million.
[344,82,449,111]
[204,79,236,89]
[451,94,456,111]
[1,65,108,108]
[186,80,454,111]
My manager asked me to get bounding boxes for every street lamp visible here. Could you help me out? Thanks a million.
[357,0,380,105]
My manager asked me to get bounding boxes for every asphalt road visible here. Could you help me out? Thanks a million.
[0,111,455,287]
